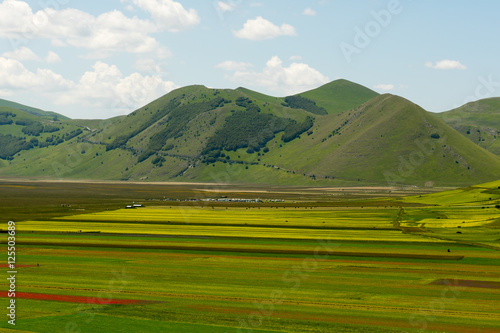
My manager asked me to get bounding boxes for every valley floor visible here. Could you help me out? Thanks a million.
[0,180,499,333]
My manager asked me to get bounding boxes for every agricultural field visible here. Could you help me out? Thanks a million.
[0,180,499,332]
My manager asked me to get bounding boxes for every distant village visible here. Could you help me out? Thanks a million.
[201,197,284,203]
[126,197,285,207]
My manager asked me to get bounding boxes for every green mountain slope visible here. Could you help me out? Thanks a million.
[240,94,500,187]
[300,79,379,114]
[435,98,500,155]
[1,81,499,187]
[0,98,70,120]
[0,106,86,160]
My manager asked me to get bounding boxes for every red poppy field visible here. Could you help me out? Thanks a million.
[0,291,150,304]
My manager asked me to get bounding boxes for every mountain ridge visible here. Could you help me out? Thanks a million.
[435,98,500,156]
[0,80,499,187]
[0,98,70,120]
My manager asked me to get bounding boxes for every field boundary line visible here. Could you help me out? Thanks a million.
[20,240,464,260]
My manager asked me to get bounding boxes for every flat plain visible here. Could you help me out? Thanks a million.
[0,180,499,332]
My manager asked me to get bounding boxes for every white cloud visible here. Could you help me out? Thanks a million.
[132,0,200,32]
[425,60,467,70]
[64,10,159,56]
[0,0,33,39]
[45,51,61,63]
[51,39,66,47]
[215,60,253,71]
[155,46,173,59]
[0,89,14,97]
[303,8,316,16]
[135,58,164,73]
[217,1,236,12]
[220,56,329,95]
[1,47,40,61]
[0,57,72,91]
[373,83,395,91]
[54,61,178,112]
[233,16,297,41]
[0,1,162,57]
[0,57,177,116]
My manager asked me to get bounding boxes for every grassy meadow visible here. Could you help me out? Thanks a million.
[0,180,499,332]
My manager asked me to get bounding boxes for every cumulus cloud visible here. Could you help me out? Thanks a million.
[2,46,40,61]
[217,1,236,12]
[45,51,61,63]
[0,89,14,97]
[1,47,81,66]
[59,10,159,56]
[132,0,200,32]
[0,1,163,57]
[215,60,253,71]
[303,8,316,16]
[373,83,395,91]
[425,60,467,70]
[54,61,177,112]
[0,0,33,39]
[0,57,177,116]
[0,57,72,91]
[51,39,66,47]
[219,56,329,95]
[233,16,297,41]
[135,58,164,74]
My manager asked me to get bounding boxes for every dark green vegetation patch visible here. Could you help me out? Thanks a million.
[203,108,290,154]
[284,94,328,115]
[138,96,227,162]
[0,133,33,159]
[281,116,315,142]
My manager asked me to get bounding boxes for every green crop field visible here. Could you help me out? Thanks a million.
[0,180,499,332]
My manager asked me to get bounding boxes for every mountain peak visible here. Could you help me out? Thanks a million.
[1,81,499,186]
[299,79,379,114]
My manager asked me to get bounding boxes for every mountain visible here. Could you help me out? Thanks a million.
[299,79,379,114]
[0,98,70,120]
[0,80,499,187]
[435,98,500,156]
[0,105,86,160]
[265,94,500,186]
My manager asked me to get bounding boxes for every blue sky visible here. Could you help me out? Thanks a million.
[0,0,499,119]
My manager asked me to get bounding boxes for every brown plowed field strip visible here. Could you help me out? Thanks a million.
[431,279,500,289]
[21,240,464,260]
